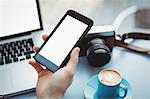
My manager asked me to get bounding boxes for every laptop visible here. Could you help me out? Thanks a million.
[0,0,43,98]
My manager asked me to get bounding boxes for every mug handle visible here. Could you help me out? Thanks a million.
[119,83,128,98]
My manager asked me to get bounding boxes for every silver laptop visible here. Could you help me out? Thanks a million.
[0,0,43,98]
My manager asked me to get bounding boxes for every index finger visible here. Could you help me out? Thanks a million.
[29,59,44,74]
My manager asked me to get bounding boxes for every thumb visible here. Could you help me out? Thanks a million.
[65,47,80,74]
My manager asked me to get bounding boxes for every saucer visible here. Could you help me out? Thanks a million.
[84,75,132,99]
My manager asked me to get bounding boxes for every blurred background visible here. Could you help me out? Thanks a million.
[39,0,149,27]
[39,0,150,38]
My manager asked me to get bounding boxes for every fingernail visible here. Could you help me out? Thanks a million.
[28,60,35,65]
[33,47,38,52]
[33,46,36,52]
[77,48,80,55]
[28,61,32,64]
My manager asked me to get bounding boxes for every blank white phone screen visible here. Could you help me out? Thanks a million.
[39,15,88,67]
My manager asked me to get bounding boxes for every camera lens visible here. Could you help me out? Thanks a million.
[86,38,111,67]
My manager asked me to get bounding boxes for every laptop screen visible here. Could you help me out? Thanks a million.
[0,0,42,37]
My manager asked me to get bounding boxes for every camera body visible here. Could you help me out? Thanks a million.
[78,31,115,67]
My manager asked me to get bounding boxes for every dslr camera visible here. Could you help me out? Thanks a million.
[78,29,115,67]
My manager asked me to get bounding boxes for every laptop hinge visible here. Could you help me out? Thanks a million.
[0,95,4,99]
[0,32,31,41]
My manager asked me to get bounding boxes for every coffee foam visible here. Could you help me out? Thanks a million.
[99,70,121,86]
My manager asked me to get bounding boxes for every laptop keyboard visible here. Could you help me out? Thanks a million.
[0,38,35,65]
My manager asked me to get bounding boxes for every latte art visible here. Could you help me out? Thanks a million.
[99,70,121,86]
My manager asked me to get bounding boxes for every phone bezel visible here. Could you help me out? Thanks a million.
[34,10,93,72]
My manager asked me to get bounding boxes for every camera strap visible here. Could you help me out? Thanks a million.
[114,32,150,54]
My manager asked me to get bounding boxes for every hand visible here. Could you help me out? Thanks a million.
[29,34,80,99]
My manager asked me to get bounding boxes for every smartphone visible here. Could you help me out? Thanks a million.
[34,10,93,72]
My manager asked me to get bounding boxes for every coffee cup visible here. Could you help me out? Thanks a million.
[98,69,128,99]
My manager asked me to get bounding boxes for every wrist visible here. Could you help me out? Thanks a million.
[37,93,63,99]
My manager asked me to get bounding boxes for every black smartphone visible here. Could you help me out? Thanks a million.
[34,10,93,72]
